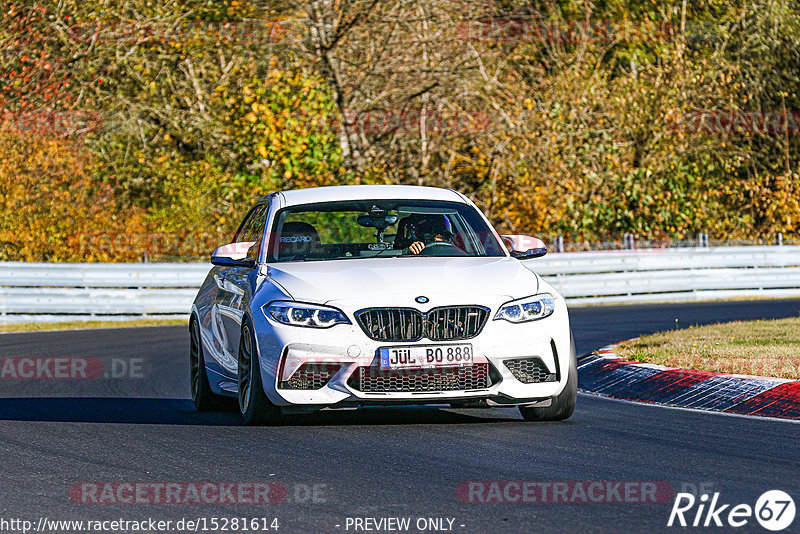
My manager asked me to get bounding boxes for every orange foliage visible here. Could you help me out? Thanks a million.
[0,128,149,261]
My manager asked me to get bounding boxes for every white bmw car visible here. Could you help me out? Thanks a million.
[190,185,576,424]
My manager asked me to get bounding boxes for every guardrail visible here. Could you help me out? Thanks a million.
[1,246,799,323]
[530,246,800,305]
[0,263,208,323]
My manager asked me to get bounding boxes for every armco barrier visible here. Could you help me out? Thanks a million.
[531,245,800,305]
[0,262,208,323]
[1,246,799,323]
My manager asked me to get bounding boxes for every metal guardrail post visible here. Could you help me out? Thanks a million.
[777,233,783,246]
[623,234,636,250]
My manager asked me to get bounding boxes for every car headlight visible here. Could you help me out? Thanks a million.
[264,301,351,328]
[494,294,555,323]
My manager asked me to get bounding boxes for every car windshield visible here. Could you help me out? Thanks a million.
[267,199,506,262]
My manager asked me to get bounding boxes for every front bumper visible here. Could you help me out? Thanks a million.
[253,297,572,408]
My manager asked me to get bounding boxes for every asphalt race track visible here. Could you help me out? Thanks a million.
[1,299,799,533]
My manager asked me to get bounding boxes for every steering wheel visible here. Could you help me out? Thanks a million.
[417,241,468,257]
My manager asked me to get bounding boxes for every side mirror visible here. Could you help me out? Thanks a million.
[500,235,547,259]
[211,242,257,267]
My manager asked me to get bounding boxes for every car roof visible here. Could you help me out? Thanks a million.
[267,185,468,207]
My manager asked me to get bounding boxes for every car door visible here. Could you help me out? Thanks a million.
[215,202,270,366]
[206,204,261,378]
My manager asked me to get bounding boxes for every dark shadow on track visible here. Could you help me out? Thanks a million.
[0,397,520,426]
[0,398,239,425]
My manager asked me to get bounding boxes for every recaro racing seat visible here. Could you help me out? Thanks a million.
[278,221,322,261]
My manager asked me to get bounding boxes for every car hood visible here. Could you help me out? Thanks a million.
[265,256,540,306]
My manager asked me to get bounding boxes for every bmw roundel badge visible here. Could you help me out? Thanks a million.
[415,296,429,304]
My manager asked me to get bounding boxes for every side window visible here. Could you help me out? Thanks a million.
[233,207,258,244]
[231,204,269,262]
[244,205,269,260]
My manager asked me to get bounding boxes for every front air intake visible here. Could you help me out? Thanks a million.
[347,363,493,392]
[503,357,557,384]
[279,363,342,390]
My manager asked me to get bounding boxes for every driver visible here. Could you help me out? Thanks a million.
[407,215,455,255]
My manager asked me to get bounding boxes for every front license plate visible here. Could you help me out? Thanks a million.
[379,344,473,370]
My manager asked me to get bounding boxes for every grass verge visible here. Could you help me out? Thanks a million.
[0,318,188,334]
[614,316,800,379]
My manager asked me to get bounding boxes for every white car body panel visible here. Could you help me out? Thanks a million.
[276,184,468,205]
[266,256,539,304]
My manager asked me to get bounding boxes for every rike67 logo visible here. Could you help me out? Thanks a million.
[668,490,795,531]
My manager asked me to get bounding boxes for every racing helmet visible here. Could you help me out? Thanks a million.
[410,214,454,243]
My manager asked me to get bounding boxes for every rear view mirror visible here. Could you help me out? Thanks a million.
[211,242,257,267]
[500,235,547,259]
[357,214,398,230]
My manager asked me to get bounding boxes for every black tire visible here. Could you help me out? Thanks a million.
[189,317,233,411]
[519,332,577,422]
[238,318,282,425]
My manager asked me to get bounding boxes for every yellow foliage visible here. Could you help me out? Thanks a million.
[0,129,149,262]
